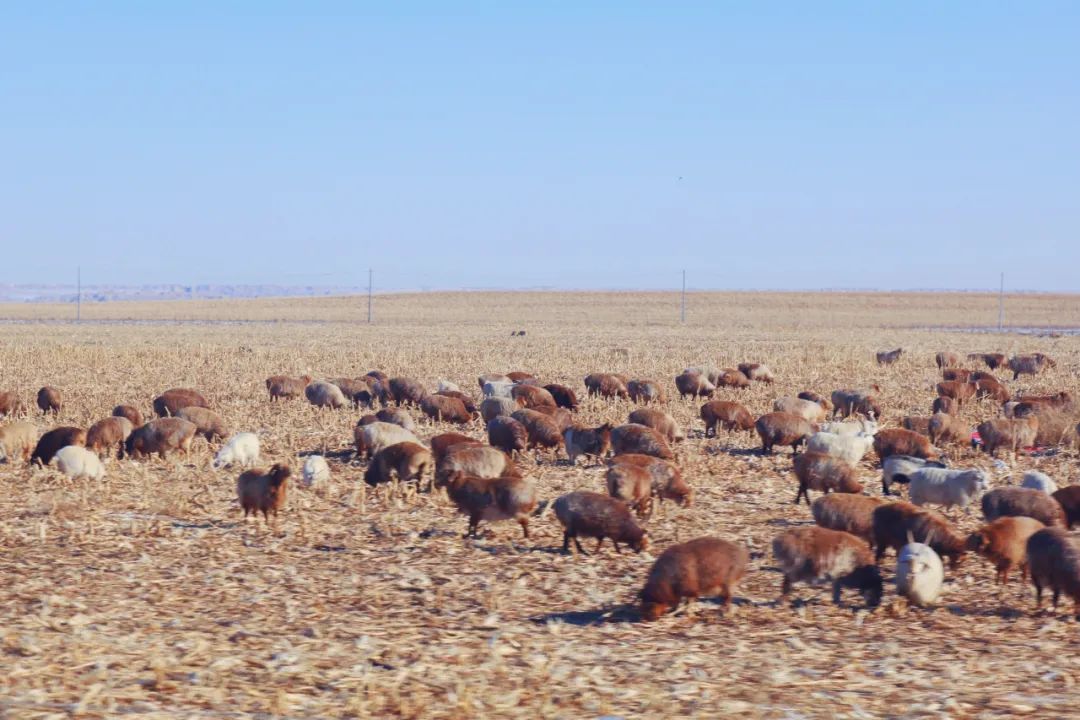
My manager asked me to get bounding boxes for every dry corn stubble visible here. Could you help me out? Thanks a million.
[1,291,1079,718]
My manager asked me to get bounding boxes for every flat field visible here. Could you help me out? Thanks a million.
[1,291,1079,719]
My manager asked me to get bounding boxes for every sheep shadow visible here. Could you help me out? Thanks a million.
[531,604,639,626]
[471,542,567,556]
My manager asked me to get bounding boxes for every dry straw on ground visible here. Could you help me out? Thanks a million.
[1,291,1079,718]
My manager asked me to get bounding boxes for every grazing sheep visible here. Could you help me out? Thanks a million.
[539,406,574,432]
[487,416,528,456]
[942,368,974,383]
[798,391,833,412]
[896,542,945,607]
[304,381,348,410]
[302,455,331,489]
[675,371,715,399]
[756,412,814,455]
[177,406,229,442]
[366,370,389,386]
[611,423,675,459]
[387,377,428,407]
[974,376,1011,403]
[627,379,667,404]
[928,412,967,446]
[831,390,882,420]
[936,381,976,407]
[213,433,261,469]
[881,455,948,496]
[554,491,648,555]
[506,371,535,383]
[434,390,477,415]
[811,494,887,542]
[429,433,483,463]
[1022,471,1057,494]
[237,464,291,523]
[31,426,87,466]
[901,467,990,513]
[700,400,754,436]
[421,394,473,425]
[86,416,133,458]
[354,421,418,460]
[876,349,903,365]
[1026,527,1080,617]
[512,408,564,454]
[54,446,105,481]
[37,386,62,414]
[819,419,878,437]
[480,397,518,423]
[482,380,516,399]
[977,416,1038,458]
[444,470,537,538]
[968,352,1007,370]
[966,516,1045,584]
[639,537,749,620]
[374,408,415,432]
[563,423,613,465]
[792,451,863,505]
[1014,391,1073,412]
[112,404,144,427]
[1009,354,1056,380]
[543,383,579,410]
[901,416,931,436]
[125,418,197,459]
[628,408,683,443]
[510,384,556,411]
[0,391,24,417]
[871,502,967,567]
[932,396,958,415]
[153,388,209,418]
[806,432,874,466]
[737,362,774,384]
[606,454,692,515]
[772,527,883,607]
[873,428,938,462]
[437,380,461,393]
[266,375,312,401]
[478,373,512,389]
[435,445,517,487]
[584,373,629,399]
[0,421,37,463]
[715,369,750,389]
[935,352,960,369]
[365,442,433,487]
[981,487,1066,527]
[1052,486,1080,529]
[774,397,827,424]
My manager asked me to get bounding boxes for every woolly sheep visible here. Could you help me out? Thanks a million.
[55,445,105,481]
[305,381,348,409]
[755,412,814,455]
[640,538,749,621]
[819,419,878,436]
[302,455,331,489]
[881,455,947,496]
[437,379,461,393]
[1026,527,1080,617]
[1022,471,1057,494]
[895,542,945,607]
[482,380,515,399]
[966,516,1045,584]
[444,470,537,538]
[977,417,1038,458]
[981,487,1066,527]
[773,397,827,424]
[0,421,36,463]
[903,467,991,513]
[772,527,883,607]
[213,433,261,469]
[627,408,683,443]
[354,421,418,460]
[806,431,875,466]
[811,494,887,542]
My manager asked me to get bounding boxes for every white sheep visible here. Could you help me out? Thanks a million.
[437,379,461,393]
[806,431,875,466]
[773,397,827,423]
[819,419,878,436]
[358,421,418,459]
[213,432,261,469]
[895,541,944,606]
[482,381,515,399]
[305,380,348,409]
[55,446,106,481]
[880,455,946,496]
[904,467,990,513]
[302,455,331,489]
[1021,470,1057,494]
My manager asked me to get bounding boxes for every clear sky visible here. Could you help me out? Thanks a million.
[2,2,1078,291]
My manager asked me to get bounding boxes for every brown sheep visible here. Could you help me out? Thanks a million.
[480,397,518,422]
[873,428,938,462]
[831,390,882,420]
[478,373,512,389]
[112,404,144,428]
[1026,527,1080,617]
[153,388,209,418]
[928,412,968,446]
[125,418,197,459]
[640,537,749,620]
[543,383,579,410]
[510,384,556,411]
[429,432,483,464]
[554,491,648,555]
[936,380,976,406]
[792,452,863,505]
[512,408,564,454]
[329,377,374,404]
[584,373,629,399]
[36,386,62,415]
[563,423,612,465]
[981,487,1065,527]
[974,376,1011,403]
[876,349,903,365]
[931,396,958,415]
[435,390,477,415]
[627,379,667,404]
[1014,391,1074,413]
[798,391,833,412]
[375,408,415,432]
[811,494,887,542]
[610,423,675,460]
[505,371,535,383]
[700,400,754,436]
[966,517,1046,585]
[444,470,537,538]
[538,406,574,432]
[305,381,348,409]
[941,368,974,383]
[901,416,931,436]
[487,416,528,456]
[755,412,814,455]
[977,416,1038,458]
[1009,354,1055,380]
[675,371,715,399]
[86,417,133,458]
[364,441,433,487]
[237,463,291,523]
[606,454,692,516]
[772,527,883,607]
[935,351,960,369]
[30,426,86,466]
[627,407,683,443]
[0,391,25,417]
[177,406,229,442]
[1052,486,1080,529]
[366,370,389,386]
[968,352,1006,370]
[871,501,968,567]
[737,363,775,384]
[266,374,312,401]
[421,394,473,425]
[435,445,517,487]
[0,421,37,463]
[716,369,750,389]
[388,377,428,407]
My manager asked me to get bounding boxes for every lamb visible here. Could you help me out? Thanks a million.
[981,487,1066,527]
[444,470,537,538]
[435,445,517,487]
[354,421,418,460]
[969,352,1006,370]
[112,404,144,427]
[1009,354,1056,380]
[0,391,24,417]
[365,442,433,487]
[798,391,833,412]
[584,373,629,399]
[811,494,887,542]
[871,501,968,567]
[610,423,675,459]
[977,416,1038,458]
[819,419,878,436]
[512,409,564,454]
[1026,527,1080,617]
[881,455,948,496]
[737,362,774,384]
[266,374,312,401]
[700,400,754,436]
[37,386,62,414]
[901,416,930,436]
[831,390,882,419]
[237,463,291,523]
[902,467,990,513]
[772,527,883,607]
[487,416,528,456]
[563,423,613,465]
[627,408,684,443]
[421,394,473,425]
[966,516,1045,584]
[481,380,515,399]
[302,455,331,489]
[1022,471,1057,494]
[942,368,974,383]
[54,446,106,481]
[305,381,348,410]
[806,432,874,466]
[153,388,209,418]
[873,428,938,462]
[554,491,648,555]
[792,451,864,505]
[1052,486,1080,528]
[715,369,750,389]
[931,396,958,415]
[85,416,133,458]
[627,379,667,404]
[935,351,960,369]
[480,397,518,423]
[974,376,1011,403]
[756,412,814,455]
[895,542,945,607]
[0,421,36,463]
[639,537,749,620]
[675,371,715,399]
[773,397,827,424]
[213,433,261,469]
[928,412,968,446]
[510,384,556,411]
[543,383,579,410]
[31,426,87,466]
[125,418,197,459]
[429,432,482,463]
[936,381,976,406]
[606,454,692,516]
[876,348,903,365]
[177,406,229,442]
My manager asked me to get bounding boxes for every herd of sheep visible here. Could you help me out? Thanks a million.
[1,349,1078,622]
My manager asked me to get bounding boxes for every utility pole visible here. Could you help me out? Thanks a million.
[367,268,373,324]
[76,266,81,323]
[998,272,1004,331]
[680,270,686,324]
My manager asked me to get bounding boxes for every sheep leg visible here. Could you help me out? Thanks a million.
[1033,581,1043,609]
[518,517,529,539]
[573,536,587,555]
[794,485,805,505]
[1021,563,1029,583]
[1052,589,1061,609]
[612,540,622,554]
[780,576,792,597]
[831,581,843,605]
[595,537,604,552]
[561,532,572,554]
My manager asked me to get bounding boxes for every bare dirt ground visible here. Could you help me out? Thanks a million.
[1,291,1078,719]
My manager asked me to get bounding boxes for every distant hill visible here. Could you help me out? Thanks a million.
[0,284,366,303]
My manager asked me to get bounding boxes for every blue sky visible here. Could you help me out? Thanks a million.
[2,2,1078,291]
